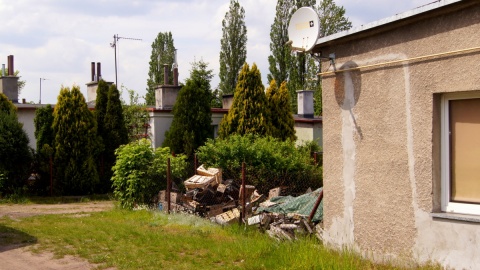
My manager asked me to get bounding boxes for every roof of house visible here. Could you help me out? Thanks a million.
[313,0,474,50]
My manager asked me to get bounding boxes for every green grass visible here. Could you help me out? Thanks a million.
[0,193,112,204]
[0,208,440,270]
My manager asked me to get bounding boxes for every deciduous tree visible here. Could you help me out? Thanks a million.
[145,32,176,105]
[219,0,247,95]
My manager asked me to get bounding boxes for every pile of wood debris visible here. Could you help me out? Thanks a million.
[158,165,323,240]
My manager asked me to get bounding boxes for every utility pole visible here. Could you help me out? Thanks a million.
[110,34,142,87]
[39,78,47,104]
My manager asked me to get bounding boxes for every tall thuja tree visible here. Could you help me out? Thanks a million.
[53,86,99,195]
[146,32,176,105]
[94,80,109,186]
[219,63,270,138]
[266,80,296,141]
[33,104,55,193]
[163,60,213,158]
[219,0,247,95]
[0,93,31,194]
[102,83,128,191]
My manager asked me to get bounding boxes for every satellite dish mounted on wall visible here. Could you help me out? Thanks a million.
[287,7,320,52]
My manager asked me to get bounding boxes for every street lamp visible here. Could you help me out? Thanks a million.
[39,78,47,104]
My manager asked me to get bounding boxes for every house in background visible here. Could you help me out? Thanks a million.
[314,0,480,268]
[5,57,322,151]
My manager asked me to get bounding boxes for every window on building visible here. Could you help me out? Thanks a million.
[441,92,480,215]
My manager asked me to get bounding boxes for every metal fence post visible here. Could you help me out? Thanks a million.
[241,161,246,224]
[167,158,171,214]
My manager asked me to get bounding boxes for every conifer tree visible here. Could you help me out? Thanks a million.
[163,60,213,158]
[146,32,176,105]
[266,80,296,141]
[102,83,129,191]
[0,93,31,193]
[53,86,99,195]
[34,104,55,192]
[94,80,109,189]
[219,0,247,95]
[219,63,269,138]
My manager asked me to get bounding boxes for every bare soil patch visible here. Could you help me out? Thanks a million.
[0,201,115,270]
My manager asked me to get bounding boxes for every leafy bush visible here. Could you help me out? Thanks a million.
[196,134,322,193]
[112,139,188,209]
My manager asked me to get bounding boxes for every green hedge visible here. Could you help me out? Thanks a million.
[196,134,322,193]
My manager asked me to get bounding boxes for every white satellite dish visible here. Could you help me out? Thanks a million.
[287,7,320,52]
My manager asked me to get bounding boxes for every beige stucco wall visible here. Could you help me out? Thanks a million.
[318,3,480,269]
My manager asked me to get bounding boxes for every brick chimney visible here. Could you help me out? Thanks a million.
[297,90,314,118]
[155,51,181,109]
[86,62,112,103]
[0,55,19,103]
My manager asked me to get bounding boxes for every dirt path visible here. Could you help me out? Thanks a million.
[0,201,115,270]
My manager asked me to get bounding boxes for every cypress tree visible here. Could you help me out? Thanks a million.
[266,80,296,141]
[53,86,99,195]
[163,60,213,158]
[219,63,269,138]
[102,83,128,191]
[94,80,109,189]
[33,104,55,193]
[0,93,32,193]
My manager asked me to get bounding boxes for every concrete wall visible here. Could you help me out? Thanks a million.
[317,2,480,269]
[294,119,323,147]
[17,105,38,150]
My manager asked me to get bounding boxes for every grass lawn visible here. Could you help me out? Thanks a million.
[0,207,440,270]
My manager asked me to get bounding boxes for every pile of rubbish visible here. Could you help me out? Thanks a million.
[158,165,323,240]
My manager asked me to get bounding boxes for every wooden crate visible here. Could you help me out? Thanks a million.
[158,190,182,203]
[197,165,222,185]
[184,174,216,190]
[214,208,240,225]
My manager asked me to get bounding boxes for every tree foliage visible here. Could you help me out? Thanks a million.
[145,32,176,105]
[112,139,188,209]
[95,83,128,193]
[197,134,322,193]
[0,93,32,194]
[219,63,269,138]
[53,86,99,195]
[268,0,351,115]
[266,80,296,141]
[219,0,247,95]
[121,87,151,142]
[163,60,213,158]
[33,104,55,193]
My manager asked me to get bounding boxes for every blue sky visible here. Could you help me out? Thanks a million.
[0,0,428,104]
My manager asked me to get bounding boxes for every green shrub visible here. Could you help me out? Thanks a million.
[112,139,188,209]
[196,134,322,193]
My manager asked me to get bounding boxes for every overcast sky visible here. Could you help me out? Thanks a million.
[0,0,429,104]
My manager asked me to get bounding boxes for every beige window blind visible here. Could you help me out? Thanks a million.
[450,98,480,203]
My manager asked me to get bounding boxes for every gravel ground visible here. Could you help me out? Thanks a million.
[0,201,115,270]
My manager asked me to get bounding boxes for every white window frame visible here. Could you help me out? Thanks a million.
[441,92,480,215]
